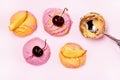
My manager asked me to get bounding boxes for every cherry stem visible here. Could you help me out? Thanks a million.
[49,15,52,18]
[61,8,68,16]
[43,39,47,49]
[104,33,120,47]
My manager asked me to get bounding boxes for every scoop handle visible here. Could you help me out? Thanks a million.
[104,33,120,47]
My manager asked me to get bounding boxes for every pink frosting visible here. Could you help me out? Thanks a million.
[42,8,72,36]
[23,37,51,66]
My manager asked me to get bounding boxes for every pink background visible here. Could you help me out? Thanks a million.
[0,0,120,80]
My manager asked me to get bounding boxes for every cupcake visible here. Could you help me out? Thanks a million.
[42,8,72,37]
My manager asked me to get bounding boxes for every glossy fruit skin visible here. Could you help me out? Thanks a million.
[32,46,43,57]
[52,15,64,27]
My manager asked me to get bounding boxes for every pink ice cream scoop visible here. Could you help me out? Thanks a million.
[23,37,51,66]
[42,8,72,37]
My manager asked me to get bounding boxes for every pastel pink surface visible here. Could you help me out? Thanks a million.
[23,37,51,65]
[1,0,120,80]
[42,8,72,36]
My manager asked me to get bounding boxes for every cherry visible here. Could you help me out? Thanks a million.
[52,15,64,26]
[32,46,43,57]
[52,8,68,27]
[32,40,47,57]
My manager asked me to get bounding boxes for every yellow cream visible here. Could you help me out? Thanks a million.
[9,11,28,31]
[61,44,86,58]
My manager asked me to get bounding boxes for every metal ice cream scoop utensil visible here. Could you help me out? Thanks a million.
[104,33,120,47]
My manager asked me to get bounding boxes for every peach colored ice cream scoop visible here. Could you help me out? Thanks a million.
[80,12,120,48]
[42,8,72,37]
[23,37,51,66]
[80,12,106,39]
[8,10,37,37]
[59,43,86,68]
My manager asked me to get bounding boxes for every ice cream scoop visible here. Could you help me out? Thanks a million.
[23,37,51,66]
[42,8,72,37]
[80,12,120,48]
[9,10,37,37]
[59,43,86,68]
[80,12,106,39]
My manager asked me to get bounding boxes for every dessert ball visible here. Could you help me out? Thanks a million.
[59,43,86,68]
[9,10,37,37]
[42,8,72,37]
[23,37,51,66]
